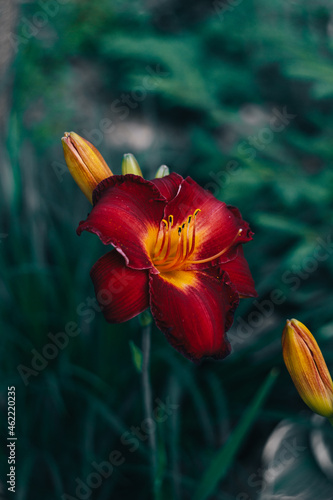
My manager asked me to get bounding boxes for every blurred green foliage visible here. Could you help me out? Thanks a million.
[1,0,333,499]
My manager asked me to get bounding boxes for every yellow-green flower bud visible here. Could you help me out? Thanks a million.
[155,165,170,178]
[121,153,143,177]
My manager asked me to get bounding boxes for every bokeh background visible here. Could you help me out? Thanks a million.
[1,1,333,499]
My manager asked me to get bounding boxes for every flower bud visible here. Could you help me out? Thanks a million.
[282,318,333,418]
[121,153,143,177]
[61,132,112,203]
[155,165,170,178]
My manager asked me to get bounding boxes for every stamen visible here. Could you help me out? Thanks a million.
[152,209,243,273]
[188,229,242,264]
[181,223,187,260]
[153,208,203,271]
[185,217,191,257]
[188,209,201,258]
[157,226,184,271]
[153,220,167,259]
[153,215,174,264]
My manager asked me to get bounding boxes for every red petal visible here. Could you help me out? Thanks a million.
[226,205,243,220]
[150,172,183,201]
[220,246,257,297]
[163,177,253,269]
[149,269,239,362]
[90,249,149,323]
[77,175,166,271]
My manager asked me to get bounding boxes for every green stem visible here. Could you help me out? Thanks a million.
[141,322,158,494]
[328,415,333,427]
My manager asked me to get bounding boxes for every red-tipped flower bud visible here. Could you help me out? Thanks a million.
[282,318,333,419]
[62,132,112,203]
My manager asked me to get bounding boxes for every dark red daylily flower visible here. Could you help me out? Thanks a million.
[62,131,256,362]
[76,172,257,362]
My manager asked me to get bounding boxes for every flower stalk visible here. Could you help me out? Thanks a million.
[140,313,159,496]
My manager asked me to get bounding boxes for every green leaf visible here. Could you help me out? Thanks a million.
[193,368,279,500]
[129,340,143,373]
